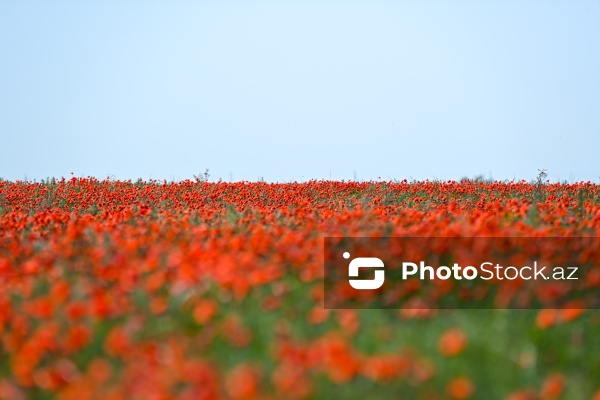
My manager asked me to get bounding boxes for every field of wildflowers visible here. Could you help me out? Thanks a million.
[0,178,599,399]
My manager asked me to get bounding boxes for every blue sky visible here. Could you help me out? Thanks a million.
[1,1,599,182]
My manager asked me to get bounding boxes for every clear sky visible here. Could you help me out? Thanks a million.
[1,1,599,182]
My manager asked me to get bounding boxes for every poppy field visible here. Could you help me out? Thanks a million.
[0,177,599,400]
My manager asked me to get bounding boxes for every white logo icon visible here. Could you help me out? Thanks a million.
[345,252,385,290]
